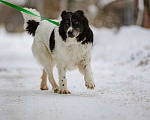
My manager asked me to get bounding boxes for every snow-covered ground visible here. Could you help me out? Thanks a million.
[0,26,150,120]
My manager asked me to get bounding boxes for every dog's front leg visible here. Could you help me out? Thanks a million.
[57,64,71,94]
[79,59,95,89]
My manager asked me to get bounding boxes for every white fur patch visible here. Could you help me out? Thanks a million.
[67,27,73,32]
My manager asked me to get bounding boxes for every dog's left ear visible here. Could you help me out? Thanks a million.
[75,10,84,16]
[61,10,67,19]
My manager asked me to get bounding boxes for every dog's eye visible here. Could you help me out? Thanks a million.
[76,21,79,24]
[65,22,69,27]
[74,21,79,26]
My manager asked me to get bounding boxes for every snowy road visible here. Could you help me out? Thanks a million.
[0,26,150,120]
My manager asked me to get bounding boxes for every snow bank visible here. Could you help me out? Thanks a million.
[92,26,150,65]
[0,27,37,69]
[1,25,150,69]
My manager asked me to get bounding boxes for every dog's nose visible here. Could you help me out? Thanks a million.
[68,31,74,38]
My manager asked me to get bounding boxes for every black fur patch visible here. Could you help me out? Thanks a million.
[49,29,55,53]
[77,28,93,44]
[74,11,93,44]
[26,20,39,36]
[59,21,67,41]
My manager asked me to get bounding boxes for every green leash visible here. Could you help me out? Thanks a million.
[0,0,59,26]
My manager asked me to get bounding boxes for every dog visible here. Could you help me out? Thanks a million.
[21,8,95,94]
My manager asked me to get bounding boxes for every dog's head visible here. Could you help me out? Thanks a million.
[59,10,89,44]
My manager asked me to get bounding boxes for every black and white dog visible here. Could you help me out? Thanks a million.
[21,8,95,94]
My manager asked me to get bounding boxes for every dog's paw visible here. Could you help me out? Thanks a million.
[58,89,71,94]
[40,84,49,90]
[53,86,59,93]
[85,81,95,89]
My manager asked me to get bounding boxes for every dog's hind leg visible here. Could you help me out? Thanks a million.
[32,43,59,93]
[40,59,59,93]
[40,69,49,90]
[45,65,59,93]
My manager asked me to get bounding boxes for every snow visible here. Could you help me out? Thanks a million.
[0,26,150,120]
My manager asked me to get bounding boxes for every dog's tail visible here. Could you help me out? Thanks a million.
[21,8,41,36]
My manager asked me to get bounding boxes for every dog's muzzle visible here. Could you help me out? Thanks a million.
[68,31,74,38]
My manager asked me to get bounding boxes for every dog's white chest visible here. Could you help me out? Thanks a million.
[54,43,91,70]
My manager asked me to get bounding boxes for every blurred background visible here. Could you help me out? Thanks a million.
[0,0,150,33]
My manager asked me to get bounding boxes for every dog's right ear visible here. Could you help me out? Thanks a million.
[75,10,84,16]
[61,10,67,19]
